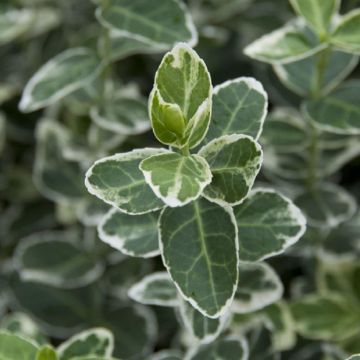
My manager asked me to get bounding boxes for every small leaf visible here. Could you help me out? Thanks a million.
[232,262,283,314]
[36,346,57,360]
[204,77,268,142]
[295,183,356,228]
[148,350,183,360]
[150,44,212,149]
[303,80,360,135]
[331,9,360,54]
[289,0,339,36]
[0,112,6,155]
[96,0,197,49]
[99,208,160,258]
[128,272,178,307]
[244,20,326,64]
[76,196,109,227]
[291,294,359,340]
[234,189,306,261]
[15,231,103,289]
[179,299,229,344]
[19,48,102,112]
[274,50,358,97]
[199,134,262,206]
[185,336,249,360]
[346,356,360,360]
[0,331,39,360]
[159,198,239,318]
[140,152,212,207]
[85,148,166,215]
[57,328,114,360]
[90,95,150,135]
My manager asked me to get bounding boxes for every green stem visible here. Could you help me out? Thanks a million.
[181,145,190,156]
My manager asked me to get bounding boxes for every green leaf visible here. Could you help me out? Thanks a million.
[185,336,249,360]
[128,272,178,307]
[234,189,306,261]
[159,198,239,318]
[274,51,358,97]
[0,112,5,155]
[96,0,197,49]
[289,0,339,36]
[140,152,212,207]
[295,183,356,228]
[150,44,212,149]
[90,95,150,135]
[99,208,160,258]
[244,20,327,64]
[0,331,39,360]
[303,81,360,135]
[291,294,360,340]
[204,77,268,142]
[34,121,85,202]
[179,299,229,344]
[85,148,166,215]
[15,231,103,288]
[57,328,114,360]
[76,196,109,227]
[148,350,183,360]
[232,262,283,314]
[261,108,309,152]
[19,48,102,112]
[199,134,262,206]
[36,346,58,360]
[331,9,360,54]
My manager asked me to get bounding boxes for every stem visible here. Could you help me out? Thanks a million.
[181,145,190,156]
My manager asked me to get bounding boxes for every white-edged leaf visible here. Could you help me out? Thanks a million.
[234,189,306,261]
[232,262,283,314]
[14,232,103,289]
[199,134,262,206]
[244,20,327,64]
[331,9,360,54]
[148,350,183,360]
[96,0,197,49]
[303,80,360,135]
[204,77,268,142]
[98,208,160,258]
[19,48,103,112]
[274,50,358,97]
[76,197,109,227]
[85,148,166,215]
[159,198,239,318]
[185,336,249,360]
[289,0,339,36]
[128,272,178,307]
[140,152,212,207]
[346,355,360,360]
[179,299,229,344]
[294,183,356,228]
[150,43,212,149]
[57,328,114,360]
[0,331,39,360]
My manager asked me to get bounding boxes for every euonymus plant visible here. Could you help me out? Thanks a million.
[0,0,359,359]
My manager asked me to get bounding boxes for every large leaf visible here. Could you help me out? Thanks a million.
[244,20,326,64]
[185,336,249,360]
[128,272,178,307]
[140,152,212,207]
[85,148,166,215]
[57,328,114,360]
[15,232,103,289]
[232,263,283,314]
[98,208,160,258]
[204,77,268,142]
[294,183,356,228]
[303,81,360,135]
[150,44,212,149]
[274,51,358,97]
[199,134,262,206]
[331,9,360,54]
[234,189,306,261]
[96,0,197,49]
[159,198,239,318]
[179,299,229,344]
[19,48,102,112]
[0,331,39,360]
[289,0,339,36]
